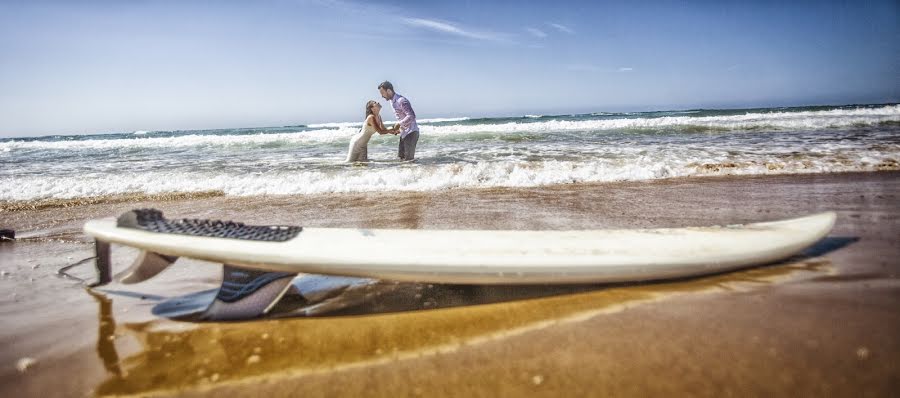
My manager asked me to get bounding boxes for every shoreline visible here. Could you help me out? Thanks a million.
[1,170,898,397]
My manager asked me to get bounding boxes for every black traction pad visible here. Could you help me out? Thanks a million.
[116,208,302,242]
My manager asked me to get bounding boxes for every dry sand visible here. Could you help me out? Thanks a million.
[1,171,898,397]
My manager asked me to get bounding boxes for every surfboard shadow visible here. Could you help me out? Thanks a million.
[797,236,859,257]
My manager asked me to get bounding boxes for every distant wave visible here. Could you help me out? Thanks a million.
[306,121,361,129]
[419,116,471,123]
[307,116,471,128]
[0,129,345,151]
[424,105,900,135]
[3,105,897,152]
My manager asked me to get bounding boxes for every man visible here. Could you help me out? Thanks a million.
[378,81,419,161]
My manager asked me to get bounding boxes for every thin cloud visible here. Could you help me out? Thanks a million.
[618,67,634,72]
[525,27,547,38]
[547,22,575,34]
[403,18,508,42]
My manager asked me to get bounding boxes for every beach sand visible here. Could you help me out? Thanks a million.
[1,171,898,397]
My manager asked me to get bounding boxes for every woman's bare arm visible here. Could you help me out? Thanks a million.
[372,115,395,134]
[366,115,385,133]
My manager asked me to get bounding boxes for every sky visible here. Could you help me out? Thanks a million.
[0,0,897,137]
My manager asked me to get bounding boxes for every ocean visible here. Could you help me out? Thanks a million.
[1,103,898,203]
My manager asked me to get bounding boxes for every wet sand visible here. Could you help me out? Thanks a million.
[1,171,898,397]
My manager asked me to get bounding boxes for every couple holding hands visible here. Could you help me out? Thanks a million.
[346,81,420,163]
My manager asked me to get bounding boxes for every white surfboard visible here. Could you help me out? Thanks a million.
[82,209,835,320]
[84,210,835,285]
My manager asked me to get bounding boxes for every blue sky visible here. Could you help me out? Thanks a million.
[0,0,897,137]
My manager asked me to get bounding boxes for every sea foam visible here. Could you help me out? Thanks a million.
[3,151,897,201]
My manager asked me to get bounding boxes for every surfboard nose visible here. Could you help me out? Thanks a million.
[755,211,836,239]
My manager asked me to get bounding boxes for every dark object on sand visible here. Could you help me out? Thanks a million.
[0,229,14,242]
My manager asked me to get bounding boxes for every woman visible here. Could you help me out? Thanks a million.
[346,100,398,162]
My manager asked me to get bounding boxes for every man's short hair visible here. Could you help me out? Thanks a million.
[378,81,394,91]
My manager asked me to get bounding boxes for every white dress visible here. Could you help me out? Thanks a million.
[346,120,378,162]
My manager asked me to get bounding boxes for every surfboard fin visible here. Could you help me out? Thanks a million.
[273,275,398,317]
[200,265,296,321]
[89,239,112,287]
[117,250,179,284]
[87,239,178,286]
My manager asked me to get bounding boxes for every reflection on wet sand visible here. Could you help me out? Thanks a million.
[88,290,122,378]
[93,257,831,397]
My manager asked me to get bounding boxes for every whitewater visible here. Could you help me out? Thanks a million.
[1,104,898,202]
